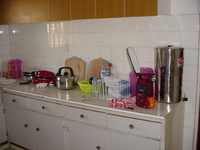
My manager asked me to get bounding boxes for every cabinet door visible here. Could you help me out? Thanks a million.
[5,105,33,149]
[141,0,157,16]
[67,120,107,150]
[0,105,7,144]
[0,0,15,24]
[49,0,70,21]
[96,0,124,18]
[125,0,157,17]
[14,0,31,24]
[30,0,49,23]
[110,131,160,150]
[32,112,65,150]
[71,0,95,20]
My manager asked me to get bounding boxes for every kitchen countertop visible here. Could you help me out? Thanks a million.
[1,79,183,121]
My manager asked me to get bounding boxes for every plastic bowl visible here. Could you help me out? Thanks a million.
[78,80,92,93]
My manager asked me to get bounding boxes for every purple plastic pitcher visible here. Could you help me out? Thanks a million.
[9,59,23,79]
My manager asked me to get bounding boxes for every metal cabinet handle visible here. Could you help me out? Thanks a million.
[80,114,84,119]
[129,124,134,129]
[42,106,45,109]
[36,128,40,131]
[12,99,16,102]
[24,124,28,128]
[96,146,101,150]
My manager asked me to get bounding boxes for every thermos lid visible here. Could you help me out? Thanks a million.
[154,45,184,51]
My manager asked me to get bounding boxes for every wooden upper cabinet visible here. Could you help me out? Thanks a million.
[125,0,157,17]
[49,0,70,21]
[96,0,124,18]
[141,0,157,16]
[0,0,158,25]
[30,0,49,23]
[0,0,15,24]
[125,0,141,17]
[71,0,95,20]
[14,0,31,24]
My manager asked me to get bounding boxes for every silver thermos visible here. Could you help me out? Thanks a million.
[154,45,184,103]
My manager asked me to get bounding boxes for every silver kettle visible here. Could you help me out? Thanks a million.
[55,67,79,90]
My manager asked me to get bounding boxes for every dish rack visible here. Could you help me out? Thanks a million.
[102,74,131,100]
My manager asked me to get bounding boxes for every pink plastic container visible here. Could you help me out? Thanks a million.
[129,67,153,97]
[9,59,23,79]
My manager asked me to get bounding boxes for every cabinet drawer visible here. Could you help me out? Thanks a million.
[3,93,29,108]
[108,114,161,139]
[64,106,106,127]
[30,99,62,117]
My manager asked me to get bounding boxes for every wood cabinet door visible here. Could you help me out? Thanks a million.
[5,105,33,149]
[0,0,15,24]
[141,0,157,16]
[32,112,65,150]
[125,0,157,17]
[96,0,124,18]
[67,120,107,150]
[30,0,49,23]
[71,0,95,20]
[49,0,70,22]
[0,105,7,144]
[13,0,31,24]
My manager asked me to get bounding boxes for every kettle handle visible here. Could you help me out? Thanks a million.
[57,67,75,76]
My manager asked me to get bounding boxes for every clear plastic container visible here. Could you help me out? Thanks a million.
[9,59,23,79]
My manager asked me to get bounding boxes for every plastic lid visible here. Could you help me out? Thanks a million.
[102,62,106,65]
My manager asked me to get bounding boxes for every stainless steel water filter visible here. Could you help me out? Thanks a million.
[154,45,184,103]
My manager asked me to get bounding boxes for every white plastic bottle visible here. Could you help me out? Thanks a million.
[92,76,98,98]
[101,62,110,79]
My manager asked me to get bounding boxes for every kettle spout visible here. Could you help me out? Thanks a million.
[74,76,79,84]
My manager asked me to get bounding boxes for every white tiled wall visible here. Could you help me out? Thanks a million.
[0,14,199,150]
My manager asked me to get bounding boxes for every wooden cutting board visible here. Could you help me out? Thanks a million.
[87,58,110,79]
[65,57,85,82]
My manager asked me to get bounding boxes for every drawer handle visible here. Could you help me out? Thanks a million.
[42,106,45,109]
[36,128,40,131]
[80,114,84,119]
[24,124,28,128]
[129,124,134,129]
[12,99,16,102]
[96,146,101,150]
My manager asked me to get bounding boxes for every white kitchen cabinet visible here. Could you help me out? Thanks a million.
[64,106,107,150]
[31,112,65,150]
[109,131,160,150]
[2,85,184,150]
[4,104,33,149]
[0,104,7,144]
[108,114,161,150]
[0,88,7,144]
[29,98,65,150]
[3,93,66,150]
[3,93,33,149]
[66,120,107,150]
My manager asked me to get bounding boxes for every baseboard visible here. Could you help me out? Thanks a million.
[0,142,27,150]
[0,141,9,149]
